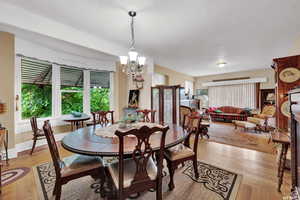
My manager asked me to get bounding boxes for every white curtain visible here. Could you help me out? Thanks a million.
[208,83,256,108]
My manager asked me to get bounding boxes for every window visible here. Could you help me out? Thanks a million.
[90,71,110,112]
[208,83,256,108]
[18,56,112,122]
[60,67,83,114]
[185,80,194,95]
[21,58,52,119]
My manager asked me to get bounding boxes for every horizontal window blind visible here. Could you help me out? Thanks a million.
[60,67,83,88]
[90,71,110,88]
[21,58,52,85]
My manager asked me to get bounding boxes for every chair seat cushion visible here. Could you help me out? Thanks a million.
[234,120,256,129]
[165,144,195,161]
[247,117,265,126]
[61,155,103,177]
[108,157,157,189]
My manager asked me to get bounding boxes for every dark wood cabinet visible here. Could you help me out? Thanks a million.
[289,88,300,199]
[273,55,300,130]
[151,85,182,124]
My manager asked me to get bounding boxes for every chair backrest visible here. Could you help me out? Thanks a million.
[43,120,62,178]
[30,116,39,135]
[183,112,202,154]
[180,106,192,127]
[136,109,156,123]
[261,105,276,116]
[91,110,114,126]
[115,125,169,193]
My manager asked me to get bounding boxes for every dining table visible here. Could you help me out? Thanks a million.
[62,114,91,131]
[61,123,188,157]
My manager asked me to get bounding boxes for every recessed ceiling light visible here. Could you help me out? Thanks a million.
[217,61,227,68]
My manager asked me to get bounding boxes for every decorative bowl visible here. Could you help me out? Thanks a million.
[71,111,82,117]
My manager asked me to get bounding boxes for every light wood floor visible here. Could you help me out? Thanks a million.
[1,140,291,200]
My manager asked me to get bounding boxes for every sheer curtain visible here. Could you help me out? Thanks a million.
[208,83,256,108]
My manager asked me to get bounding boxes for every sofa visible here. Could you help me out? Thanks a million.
[208,106,250,122]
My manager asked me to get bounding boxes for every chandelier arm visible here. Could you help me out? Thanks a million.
[130,15,135,49]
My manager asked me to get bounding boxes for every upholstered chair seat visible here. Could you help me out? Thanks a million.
[108,157,157,189]
[164,144,195,161]
[61,155,103,177]
[247,117,265,126]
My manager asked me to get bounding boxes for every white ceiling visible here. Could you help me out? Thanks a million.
[2,0,300,76]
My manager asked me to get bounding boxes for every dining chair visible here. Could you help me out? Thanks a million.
[106,125,169,200]
[136,109,156,123]
[43,120,105,200]
[87,110,114,126]
[164,113,201,190]
[179,105,192,127]
[30,116,46,155]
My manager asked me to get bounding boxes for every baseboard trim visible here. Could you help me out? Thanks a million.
[3,133,69,159]
[2,148,18,159]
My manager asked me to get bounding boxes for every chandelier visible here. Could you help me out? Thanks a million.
[119,11,146,78]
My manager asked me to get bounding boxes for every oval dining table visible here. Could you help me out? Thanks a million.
[61,123,187,157]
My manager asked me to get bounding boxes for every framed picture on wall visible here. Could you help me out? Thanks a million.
[128,89,140,108]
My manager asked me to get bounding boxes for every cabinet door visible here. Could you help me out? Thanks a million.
[163,88,174,124]
[152,88,160,123]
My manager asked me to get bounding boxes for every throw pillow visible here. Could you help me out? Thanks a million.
[214,109,223,113]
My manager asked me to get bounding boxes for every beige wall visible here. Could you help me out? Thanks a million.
[195,68,275,90]
[154,64,194,87]
[289,36,300,55]
[0,32,15,149]
[114,63,129,121]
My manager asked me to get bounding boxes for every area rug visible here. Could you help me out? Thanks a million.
[33,161,242,200]
[1,167,30,186]
[207,122,276,154]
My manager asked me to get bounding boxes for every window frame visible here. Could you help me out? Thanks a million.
[15,56,113,134]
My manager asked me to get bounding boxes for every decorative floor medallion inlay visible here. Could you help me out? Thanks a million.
[1,167,30,186]
[183,161,238,200]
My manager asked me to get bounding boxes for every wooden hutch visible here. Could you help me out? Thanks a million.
[273,55,300,130]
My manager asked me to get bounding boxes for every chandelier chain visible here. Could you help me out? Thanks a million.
[130,15,135,49]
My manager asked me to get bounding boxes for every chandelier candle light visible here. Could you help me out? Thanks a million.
[120,11,146,79]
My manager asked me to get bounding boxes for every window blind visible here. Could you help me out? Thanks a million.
[90,71,110,88]
[21,58,52,85]
[60,67,83,88]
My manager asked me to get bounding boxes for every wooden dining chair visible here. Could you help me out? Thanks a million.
[164,113,202,190]
[87,110,114,126]
[106,125,169,200]
[43,120,105,200]
[30,116,46,155]
[136,109,156,123]
[179,105,192,127]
